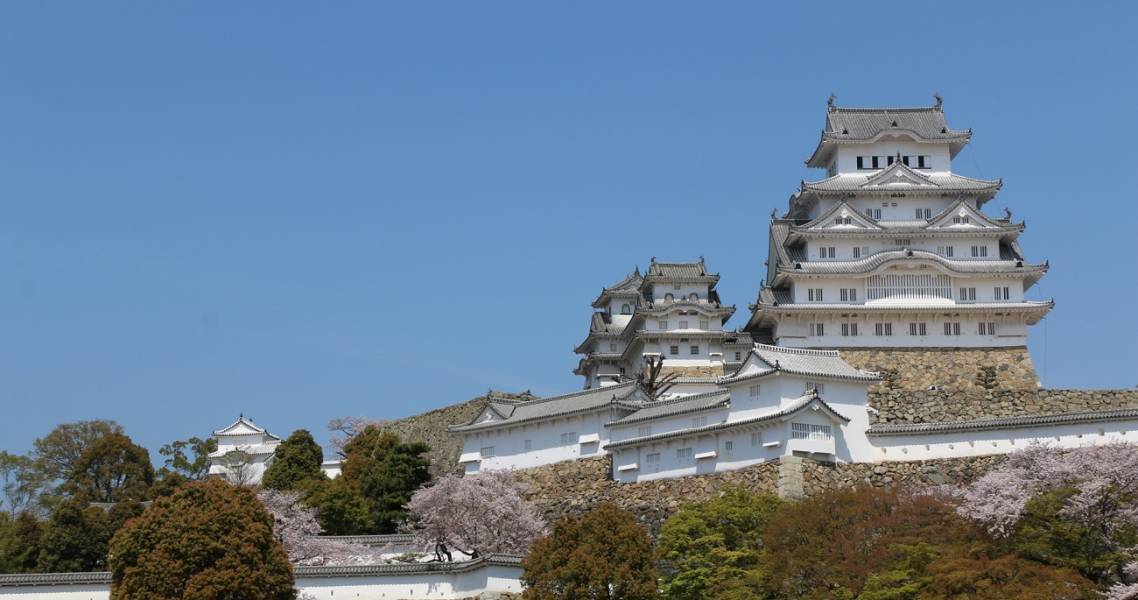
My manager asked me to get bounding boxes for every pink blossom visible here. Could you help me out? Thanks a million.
[258,489,387,566]
[405,471,546,561]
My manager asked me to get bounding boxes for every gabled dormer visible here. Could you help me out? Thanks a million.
[926,200,1008,230]
[799,200,884,231]
[859,158,939,189]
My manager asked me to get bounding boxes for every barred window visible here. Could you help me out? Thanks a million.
[480,446,495,458]
[867,273,951,301]
[791,423,832,441]
[909,322,928,336]
[559,432,577,444]
[676,448,694,462]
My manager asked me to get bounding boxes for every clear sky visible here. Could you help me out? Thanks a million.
[2,2,1136,459]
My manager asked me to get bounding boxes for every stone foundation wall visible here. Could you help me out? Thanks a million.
[839,346,1040,391]
[658,364,725,378]
[869,388,1138,424]
[801,455,1006,497]
[515,456,779,533]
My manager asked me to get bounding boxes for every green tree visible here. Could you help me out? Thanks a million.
[32,420,124,485]
[658,487,783,600]
[300,477,373,535]
[158,437,216,480]
[65,433,154,503]
[37,500,111,572]
[522,503,657,600]
[109,478,294,600]
[0,511,43,573]
[339,427,430,533]
[0,451,46,515]
[262,430,325,491]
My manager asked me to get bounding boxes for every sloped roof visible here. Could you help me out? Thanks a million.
[721,344,879,385]
[867,409,1138,437]
[802,161,999,194]
[213,415,280,440]
[449,382,647,433]
[806,101,972,168]
[606,389,731,426]
[645,258,718,282]
[606,392,850,450]
[776,249,1048,278]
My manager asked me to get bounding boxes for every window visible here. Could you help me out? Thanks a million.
[805,382,825,394]
[791,423,832,441]
[887,155,894,166]
[669,345,679,356]
[480,446,495,458]
[724,441,734,457]
[971,245,988,258]
[690,345,700,355]
[646,453,661,471]
[699,319,709,329]
[866,273,952,301]
[958,287,976,302]
[673,284,681,290]
[852,246,861,258]
[865,208,882,219]
[937,245,955,257]
[915,208,932,219]
[638,425,652,437]
[559,432,577,444]
[909,322,928,336]
[840,288,858,302]
[841,322,858,337]
[943,322,962,336]
[871,156,880,169]
[523,439,532,451]
[658,320,668,330]
[818,246,836,259]
[620,304,631,314]
[995,286,1010,301]
[857,156,865,169]
[678,320,689,329]
[834,216,852,225]
[902,155,911,166]
[953,215,971,225]
[609,343,618,352]
[807,288,824,302]
[875,322,893,336]
[751,432,762,446]
[734,351,742,361]
[917,155,928,169]
[692,416,708,428]
[893,239,912,247]
[809,322,825,337]
[749,384,761,397]
[677,448,694,463]
[979,322,998,335]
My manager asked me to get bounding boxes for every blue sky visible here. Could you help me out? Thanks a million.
[2,2,1136,459]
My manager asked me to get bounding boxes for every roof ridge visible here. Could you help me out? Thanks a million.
[641,389,729,408]
[754,343,840,358]
[516,381,637,406]
[830,105,941,114]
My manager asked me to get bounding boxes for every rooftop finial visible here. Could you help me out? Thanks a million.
[650,256,656,263]
[827,93,837,111]
[933,91,943,109]
[770,207,777,220]
[1003,207,1012,220]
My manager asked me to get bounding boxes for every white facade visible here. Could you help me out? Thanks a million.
[450,382,648,474]
[207,416,282,486]
[745,99,1053,348]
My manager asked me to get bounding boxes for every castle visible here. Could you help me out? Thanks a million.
[450,98,1138,484]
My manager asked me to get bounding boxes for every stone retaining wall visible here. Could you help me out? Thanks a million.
[869,388,1138,424]
[801,455,1005,497]
[840,346,1040,391]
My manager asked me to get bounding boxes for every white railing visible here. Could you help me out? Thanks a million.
[866,273,952,301]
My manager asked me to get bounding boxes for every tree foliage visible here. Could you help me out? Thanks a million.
[32,420,124,485]
[300,477,374,536]
[262,430,325,491]
[338,427,430,533]
[406,471,546,561]
[522,503,657,600]
[65,433,154,503]
[657,487,783,600]
[326,416,388,458]
[0,511,43,573]
[0,451,45,515]
[257,489,383,566]
[37,499,111,572]
[158,437,217,480]
[109,478,294,600]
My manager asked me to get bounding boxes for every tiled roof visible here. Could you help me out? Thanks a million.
[449,382,646,433]
[751,344,877,381]
[0,556,526,586]
[776,249,1048,277]
[645,258,718,281]
[606,390,731,426]
[802,171,999,193]
[867,409,1138,437]
[606,392,850,449]
[805,100,973,167]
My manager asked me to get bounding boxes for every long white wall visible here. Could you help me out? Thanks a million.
[458,409,614,473]
[773,314,1030,348]
[871,420,1138,462]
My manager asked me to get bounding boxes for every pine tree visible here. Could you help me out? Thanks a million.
[262,430,325,491]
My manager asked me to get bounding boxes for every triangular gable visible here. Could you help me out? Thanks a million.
[471,403,515,426]
[214,416,270,437]
[783,393,852,424]
[801,200,882,231]
[861,160,938,189]
[927,200,1004,229]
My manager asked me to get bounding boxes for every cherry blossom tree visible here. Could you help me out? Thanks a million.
[959,443,1138,589]
[327,416,389,457]
[405,471,546,561]
[257,489,386,566]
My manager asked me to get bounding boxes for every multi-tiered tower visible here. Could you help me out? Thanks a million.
[743,97,1053,389]
[575,258,751,396]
